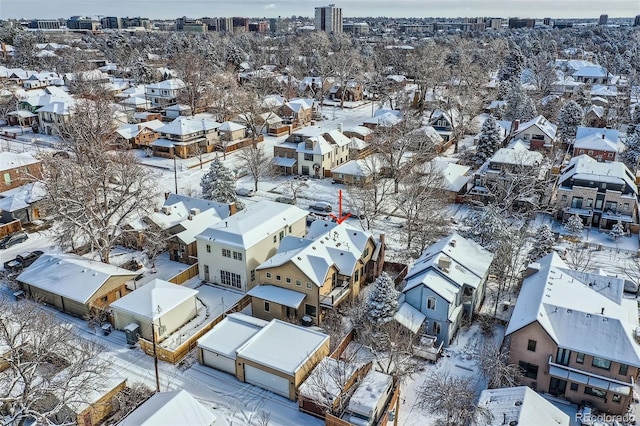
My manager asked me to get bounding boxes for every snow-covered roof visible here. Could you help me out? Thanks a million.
[347,370,393,418]
[572,65,611,79]
[428,158,471,193]
[332,158,381,177]
[344,125,373,138]
[559,155,637,194]
[394,302,426,333]
[590,84,618,97]
[296,135,333,155]
[247,284,306,308]
[236,319,329,375]
[403,233,494,295]
[490,141,543,167]
[0,152,39,172]
[117,389,215,426]
[109,279,198,321]
[0,182,46,212]
[197,313,267,358]
[145,78,186,91]
[512,115,557,140]
[218,121,245,132]
[324,129,351,147]
[146,194,232,231]
[298,357,360,405]
[158,116,221,137]
[478,386,570,426]
[272,156,297,167]
[573,133,618,152]
[506,252,640,367]
[196,200,308,249]
[36,100,73,115]
[257,221,375,287]
[575,126,619,142]
[16,253,138,305]
[363,111,402,127]
[116,120,164,139]
[284,98,313,113]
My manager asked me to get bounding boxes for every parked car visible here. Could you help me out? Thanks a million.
[310,202,333,212]
[275,196,295,205]
[3,250,44,273]
[236,187,256,197]
[0,232,28,250]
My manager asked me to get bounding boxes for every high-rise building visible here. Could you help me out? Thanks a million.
[599,14,608,25]
[67,16,96,31]
[101,16,122,29]
[29,19,61,30]
[314,4,342,33]
[635,15,640,26]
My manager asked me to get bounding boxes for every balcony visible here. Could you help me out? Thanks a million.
[319,283,351,308]
[547,355,634,395]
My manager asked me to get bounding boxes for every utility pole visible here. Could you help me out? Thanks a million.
[173,153,178,194]
[151,321,160,392]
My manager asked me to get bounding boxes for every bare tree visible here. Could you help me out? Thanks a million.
[237,143,270,192]
[170,51,215,115]
[345,155,393,230]
[0,297,109,426]
[477,343,522,389]
[416,370,490,426]
[109,382,154,424]
[563,242,598,272]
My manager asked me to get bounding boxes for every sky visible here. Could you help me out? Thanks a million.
[0,0,637,20]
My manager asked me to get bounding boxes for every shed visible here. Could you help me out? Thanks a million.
[343,370,393,426]
[109,279,199,343]
[235,319,330,400]
[197,313,268,375]
[117,389,216,426]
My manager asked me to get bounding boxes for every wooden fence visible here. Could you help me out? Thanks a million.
[138,294,251,364]
[168,263,199,285]
[329,328,355,359]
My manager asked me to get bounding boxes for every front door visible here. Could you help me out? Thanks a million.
[593,214,600,226]
[549,377,567,397]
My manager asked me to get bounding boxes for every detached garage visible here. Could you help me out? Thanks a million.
[235,319,330,400]
[197,313,268,375]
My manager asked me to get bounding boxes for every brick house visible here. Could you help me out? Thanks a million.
[572,127,620,162]
[0,152,41,192]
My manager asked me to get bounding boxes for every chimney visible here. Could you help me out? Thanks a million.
[511,119,520,134]
[164,191,171,200]
[438,256,452,271]
[190,207,200,216]
[449,239,456,248]
[602,134,605,139]
[338,123,343,133]
[229,202,238,216]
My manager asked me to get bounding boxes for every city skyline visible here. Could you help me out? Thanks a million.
[1,0,637,20]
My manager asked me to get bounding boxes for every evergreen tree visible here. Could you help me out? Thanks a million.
[474,115,503,166]
[557,100,584,143]
[505,82,537,122]
[499,47,525,82]
[527,224,555,263]
[365,272,399,326]
[564,214,584,237]
[609,221,626,240]
[200,157,244,208]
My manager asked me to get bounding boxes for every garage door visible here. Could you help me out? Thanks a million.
[244,364,289,398]
[202,350,236,375]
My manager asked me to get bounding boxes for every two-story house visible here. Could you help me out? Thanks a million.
[145,78,186,109]
[36,100,74,135]
[116,120,165,149]
[195,200,308,293]
[427,109,461,142]
[400,233,493,346]
[572,127,620,162]
[506,252,640,415]
[0,152,41,193]
[555,155,638,230]
[249,221,384,325]
[511,115,557,150]
[150,116,221,159]
[278,98,313,127]
[571,65,612,85]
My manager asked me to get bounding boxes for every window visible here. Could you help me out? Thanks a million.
[527,340,537,352]
[101,295,108,303]
[286,277,292,284]
[576,352,585,364]
[363,247,369,257]
[613,394,621,403]
[220,270,242,288]
[296,280,302,287]
[518,361,539,379]
[354,270,359,281]
[561,194,567,201]
[305,304,317,317]
[608,152,614,158]
[592,356,611,370]
[570,197,583,209]
[432,322,441,334]
[584,387,606,399]
[623,203,630,211]
[279,231,285,241]
[233,251,243,261]
[222,248,231,258]
[427,297,436,310]
[288,226,292,233]
[3,173,11,185]
[264,301,270,312]
[250,269,255,281]
[586,198,593,208]
[556,348,571,366]
[619,364,629,376]
[307,282,312,289]
[570,382,579,392]
[266,272,272,279]
[304,153,314,161]
[276,274,281,281]
[206,244,211,253]
[204,265,209,274]
[273,235,277,243]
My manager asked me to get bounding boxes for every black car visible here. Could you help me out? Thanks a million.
[3,250,44,273]
[0,232,28,249]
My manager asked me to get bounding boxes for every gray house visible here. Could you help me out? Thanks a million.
[400,233,493,346]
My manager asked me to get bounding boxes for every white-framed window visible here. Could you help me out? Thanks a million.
[296,280,302,287]
[427,297,436,310]
[250,269,255,281]
[222,248,231,258]
[233,251,243,261]
[266,272,272,279]
[220,270,242,288]
[276,274,281,281]
[285,277,292,284]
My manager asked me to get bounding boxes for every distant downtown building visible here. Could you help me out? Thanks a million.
[29,19,61,30]
[635,15,640,26]
[599,14,608,26]
[315,4,343,33]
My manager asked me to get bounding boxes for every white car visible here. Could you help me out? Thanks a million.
[235,188,255,197]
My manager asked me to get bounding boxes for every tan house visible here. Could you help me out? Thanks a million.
[235,319,330,400]
[0,152,42,193]
[56,375,127,426]
[330,80,364,102]
[16,253,138,318]
[278,98,313,127]
[150,115,221,159]
[555,155,638,230]
[506,252,640,415]
[115,119,164,149]
[249,221,384,325]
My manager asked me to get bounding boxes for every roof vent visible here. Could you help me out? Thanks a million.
[586,314,591,318]
[514,401,522,407]
[567,309,572,313]
[449,239,456,247]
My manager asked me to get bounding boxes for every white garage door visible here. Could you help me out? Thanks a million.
[244,364,290,398]
[202,350,236,375]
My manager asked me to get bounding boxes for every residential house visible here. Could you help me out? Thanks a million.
[36,100,74,135]
[584,105,606,128]
[278,98,313,127]
[109,279,199,343]
[16,253,138,318]
[145,78,186,109]
[506,252,640,415]
[195,200,308,292]
[218,121,248,148]
[63,70,110,87]
[423,157,471,203]
[22,72,64,90]
[299,77,330,98]
[0,152,41,193]
[511,115,557,149]
[572,126,620,162]
[330,80,364,102]
[475,386,570,426]
[428,109,461,142]
[115,120,164,149]
[250,221,383,325]
[409,125,449,153]
[234,319,330,400]
[331,155,382,185]
[164,103,192,119]
[401,233,494,346]
[555,155,638,230]
[145,194,235,265]
[198,313,268,376]
[150,115,221,159]
[55,374,127,426]
[0,182,46,225]
[343,125,373,142]
[362,109,402,130]
[572,65,612,85]
[118,390,216,426]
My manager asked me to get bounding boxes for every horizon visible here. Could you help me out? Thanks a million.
[1,0,637,21]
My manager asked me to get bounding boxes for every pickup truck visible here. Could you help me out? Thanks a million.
[3,250,44,273]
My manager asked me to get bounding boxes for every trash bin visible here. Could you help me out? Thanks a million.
[101,323,112,336]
